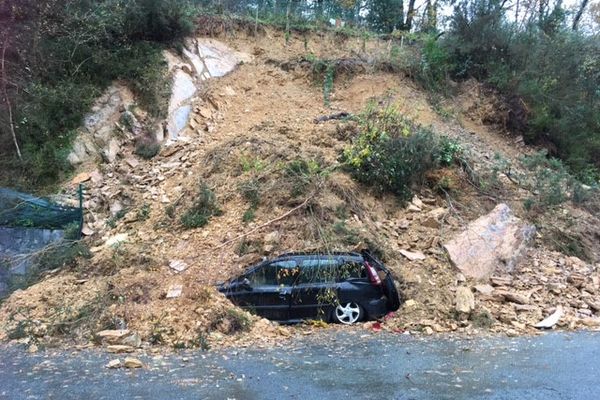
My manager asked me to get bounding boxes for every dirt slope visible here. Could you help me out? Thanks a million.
[1,25,599,350]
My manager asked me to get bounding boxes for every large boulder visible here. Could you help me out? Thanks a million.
[444,204,535,281]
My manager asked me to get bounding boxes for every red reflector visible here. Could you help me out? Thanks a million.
[365,261,381,286]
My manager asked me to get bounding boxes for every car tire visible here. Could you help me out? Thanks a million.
[333,302,364,325]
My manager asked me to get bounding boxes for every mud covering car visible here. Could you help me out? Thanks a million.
[218,251,402,324]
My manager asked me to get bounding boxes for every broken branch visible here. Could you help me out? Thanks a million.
[313,112,352,124]
[216,195,314,249]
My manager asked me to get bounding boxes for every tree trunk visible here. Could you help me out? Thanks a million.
[405,0,417,31]
[1,36,22,161]
[572,0,590,30]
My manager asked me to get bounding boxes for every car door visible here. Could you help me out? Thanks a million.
[290,256,341,320]
[241,259,297,321]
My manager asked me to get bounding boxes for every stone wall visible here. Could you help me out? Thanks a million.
[0,227,65,296]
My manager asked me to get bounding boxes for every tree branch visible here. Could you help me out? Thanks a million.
[216,195,314,249]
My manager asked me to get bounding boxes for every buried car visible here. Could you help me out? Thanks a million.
[218,251,401,324]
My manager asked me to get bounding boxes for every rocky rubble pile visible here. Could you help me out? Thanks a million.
[378,203,600,336]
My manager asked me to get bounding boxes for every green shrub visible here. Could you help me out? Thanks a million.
[180,183,223,229]
[225,308,253,332]
[442,0,600,175]
[343,106,442,201]
[239,179,261,223]
[285,158,326,197]
[417,34,452,92]
[134,137,161,159]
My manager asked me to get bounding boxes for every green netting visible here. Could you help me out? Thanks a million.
[0,188,83,231]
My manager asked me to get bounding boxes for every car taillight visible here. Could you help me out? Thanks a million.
[365,261,382,286]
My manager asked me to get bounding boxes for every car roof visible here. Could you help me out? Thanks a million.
[273,252,364,262]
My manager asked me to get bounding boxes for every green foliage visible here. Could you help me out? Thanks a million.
[239,155,265,173]
[343,105,443,201]
[106,209,127,229]
[137,204,151,221]
[180,183,223,229]
[134,137,162,159]
[323,64,335,107]
[469,309,495,328]
[331,220,360,246]
[305,54,336,106]
[285,158,327,197]
[521,151,571,207]
[417,35,452,92]
[224,308,253,332]
[63,222,82,240]
[5,240,90,296]
[1,0,198,188]
[442,0,600,175]
[438,137,463,166]
[238,179,261,223]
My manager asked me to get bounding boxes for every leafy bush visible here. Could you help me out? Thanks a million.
[417,34,452,92]
[343,106,444,201]
[134,136,161,159]
[441,0,600,176]
[180,183,223,229]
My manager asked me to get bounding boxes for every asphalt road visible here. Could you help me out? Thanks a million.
[1,331,599,400]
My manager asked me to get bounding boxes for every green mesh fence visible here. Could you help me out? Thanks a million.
[0,187,83,233]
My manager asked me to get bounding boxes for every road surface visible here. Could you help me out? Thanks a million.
[0,331,598,399]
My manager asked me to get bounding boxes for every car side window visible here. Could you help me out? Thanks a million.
[247,260,297,286]
[297,257,340,284]
[337,260,366,280]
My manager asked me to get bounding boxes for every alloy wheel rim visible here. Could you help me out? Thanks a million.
[335,302,360,324]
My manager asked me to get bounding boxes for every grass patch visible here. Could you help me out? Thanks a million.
[180,183,223,229]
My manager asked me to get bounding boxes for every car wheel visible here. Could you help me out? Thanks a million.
[334,302,363,325]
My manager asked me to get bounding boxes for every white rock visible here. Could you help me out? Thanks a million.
[399,249,426,261]
[166,284,183,298]
[169,260,188,273]
[106,359,122,369]
[411,195,424,208]
[455,287,475,313]
[123,357,144,369]
[105,233,128,247]
[534,306,563,329]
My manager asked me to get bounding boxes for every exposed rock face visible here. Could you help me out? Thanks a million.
[67,84,134,166]
[67,38,251,165]
[444,204,536,281]
[165,38,251,139]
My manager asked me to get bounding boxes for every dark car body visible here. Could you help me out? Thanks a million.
[218,251,401,324]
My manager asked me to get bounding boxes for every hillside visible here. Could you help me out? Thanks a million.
[1,23,599,350]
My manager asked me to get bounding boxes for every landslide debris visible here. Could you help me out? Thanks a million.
[1,23,599,351]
